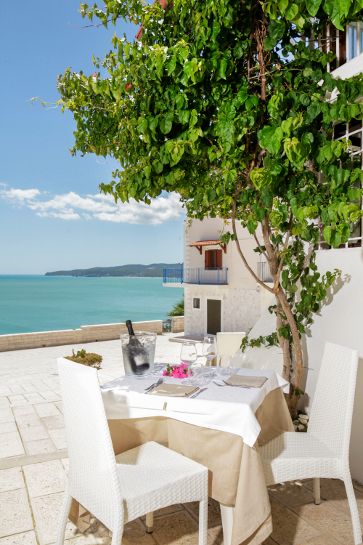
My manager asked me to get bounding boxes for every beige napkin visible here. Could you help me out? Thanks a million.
[147,383,199,397]
[225,374,268,388]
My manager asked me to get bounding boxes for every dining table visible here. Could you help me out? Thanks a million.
[68,366,294,545]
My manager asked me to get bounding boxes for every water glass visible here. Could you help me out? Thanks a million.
[202,335,216,376]
[180,341,197,385]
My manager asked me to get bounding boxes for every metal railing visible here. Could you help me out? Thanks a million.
[257,262,273,283]
[163,267,228,285]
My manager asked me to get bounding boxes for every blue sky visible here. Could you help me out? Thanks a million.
[0,1,184,274]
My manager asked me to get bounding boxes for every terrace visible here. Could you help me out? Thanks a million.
[0,336,362,545]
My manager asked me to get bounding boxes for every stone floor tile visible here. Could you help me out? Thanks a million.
[0,467,25,493]
[304,478,363,520]
[292,500,359,544]
[23,460,66,498]
[0,398,10,408]
[0,421,17,434]
[24,439,57,456]
[269,482,315,508]
[54,402,63,414]
[24,394,46,404]
[296,536,338,544]
[0,530,38,545]
[61,459,69,473]
[9,385,26,395]
[12,406,36,417]
[19,425,49,442]
[15,413,42,428]
[31,492,77,545]
[0,389,12,397]
[34,403,61,418]
[41,415,65,430]
[0,409,15,424]
[39,391,61,402]
[108,520,154,545]
[0,489,33,538]
[48,428,67,450]
[0,431,25,458]
[269,498,321,545]
[64,535,107,545]
[185,498,222,527]
[150,511,199,545]
[8,396,28,407]
[206,524,223,545]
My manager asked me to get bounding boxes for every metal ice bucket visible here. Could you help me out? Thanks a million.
[120,331,157,378]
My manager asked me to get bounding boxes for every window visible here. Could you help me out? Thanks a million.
[205,249,222,269]
[317,120,362,250]
[193,298,200,309]
[322,23,361,72]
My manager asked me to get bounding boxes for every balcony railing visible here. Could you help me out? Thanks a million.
[163,268,228,285]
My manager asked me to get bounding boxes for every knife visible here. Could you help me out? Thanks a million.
[190,387,208,399]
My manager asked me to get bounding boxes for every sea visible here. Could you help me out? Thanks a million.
[0,275,183,336]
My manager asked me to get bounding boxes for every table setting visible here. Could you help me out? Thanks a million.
[69,327,294,545]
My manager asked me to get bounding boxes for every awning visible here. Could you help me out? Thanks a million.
[188,240,227,255]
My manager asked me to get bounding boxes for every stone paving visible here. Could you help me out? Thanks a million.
[0,334,362,545]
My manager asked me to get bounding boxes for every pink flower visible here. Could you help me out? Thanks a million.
[125,83,132,90]
[92,73,97,77]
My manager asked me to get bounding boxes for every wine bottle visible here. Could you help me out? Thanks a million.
[124,320,150,374]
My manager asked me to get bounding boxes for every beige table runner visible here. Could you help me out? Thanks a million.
[69,387,294,545]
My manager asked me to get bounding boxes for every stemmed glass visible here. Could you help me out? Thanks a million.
[202,336,216,376]
[180,341,197,385]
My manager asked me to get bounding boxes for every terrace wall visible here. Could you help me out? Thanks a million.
[0,320,163,352]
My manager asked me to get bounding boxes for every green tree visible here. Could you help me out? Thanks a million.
[53,0,363,415]
[167,295,184,317]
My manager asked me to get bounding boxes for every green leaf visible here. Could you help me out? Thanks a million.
[285,3,299,20]
[278,0,289,13]
[216,58,228,80]
[160,114,173,134]
[233,42,244,58]
[189,109,198,127]
[306,0,322,15]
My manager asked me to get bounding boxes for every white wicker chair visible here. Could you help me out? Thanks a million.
[260,342,362,545]
[56,357,208,545]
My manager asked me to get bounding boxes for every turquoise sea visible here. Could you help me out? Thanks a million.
[0,276,183,336]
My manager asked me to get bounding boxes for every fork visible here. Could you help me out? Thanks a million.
[144,378,163,392]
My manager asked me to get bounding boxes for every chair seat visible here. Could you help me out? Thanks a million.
[260,432,341,485]
[115,441,208,522]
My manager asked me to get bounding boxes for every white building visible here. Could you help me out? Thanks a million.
[164,22,363,483]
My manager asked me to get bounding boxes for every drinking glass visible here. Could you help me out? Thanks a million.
[180,341,197,385]
[202,336,216,376]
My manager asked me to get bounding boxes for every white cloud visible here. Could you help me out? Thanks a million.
[0,186,184,225]
[1,188,40,201]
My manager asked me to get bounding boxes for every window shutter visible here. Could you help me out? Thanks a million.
[205,250,209,269]
[216,249,222,269]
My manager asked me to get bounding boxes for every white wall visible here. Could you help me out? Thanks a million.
[301,247,363,483]
[184,285,261,336]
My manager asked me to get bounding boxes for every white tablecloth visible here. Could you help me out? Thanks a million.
[101,368,288,448]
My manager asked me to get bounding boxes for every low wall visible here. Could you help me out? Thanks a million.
[171,316,184,333]
[0,320,163,352]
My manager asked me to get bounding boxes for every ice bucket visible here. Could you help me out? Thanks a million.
[120,331,157,378]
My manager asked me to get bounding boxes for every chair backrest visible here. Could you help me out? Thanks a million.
[216,332,246,366]
[57,358,122,530]
[308,342,359,459]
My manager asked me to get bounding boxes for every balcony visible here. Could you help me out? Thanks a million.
[163,267,228,286]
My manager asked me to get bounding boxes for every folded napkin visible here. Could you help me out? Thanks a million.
[147,384,199,397]
[226,374,268,388]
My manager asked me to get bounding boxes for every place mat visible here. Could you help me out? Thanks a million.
[147,383,199,397]
[226,374,268,388]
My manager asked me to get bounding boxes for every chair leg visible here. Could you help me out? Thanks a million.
[146,512,153,533]
[343,476,363,545]
[111,525,123,545]
[56,492,72,545]
[199,498,208,545]
[313,478,321,505]
[220,504,234,545]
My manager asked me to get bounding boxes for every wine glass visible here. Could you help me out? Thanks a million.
[202,336,216,376]
[180,341,197,385]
